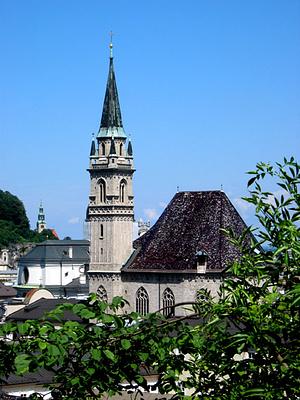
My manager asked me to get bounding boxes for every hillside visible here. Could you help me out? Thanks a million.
[0,190,57,248]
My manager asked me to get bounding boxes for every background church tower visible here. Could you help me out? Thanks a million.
[87,41,135,297]
[36,202,46,233]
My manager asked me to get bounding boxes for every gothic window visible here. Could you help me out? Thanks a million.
[119,179,127,203]
[162,288,175,317]
[97,285,108,302]
[120,143,123,155]
[98,179,106,203]
[100,224,104,239]
[101,143,105,156]
[136,287,149,315]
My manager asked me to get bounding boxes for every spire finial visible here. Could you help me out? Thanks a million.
[109,31,113,59]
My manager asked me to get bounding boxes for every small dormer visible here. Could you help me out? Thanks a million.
[196,250,208,274]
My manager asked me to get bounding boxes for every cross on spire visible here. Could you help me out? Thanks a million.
[109,31,113,58]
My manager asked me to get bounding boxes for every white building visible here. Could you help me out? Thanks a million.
[16,240,89,298]
[0,248,17,284]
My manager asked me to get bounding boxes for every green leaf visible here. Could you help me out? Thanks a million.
[80,308,96,319]
[38,340,47,350]
[48,344,61,357]
[121,339,131,350]
[247,177,257,187]
[18,322,30,335]
[91,348,102,361]
[15,354,31,375]
[104,349,115,362]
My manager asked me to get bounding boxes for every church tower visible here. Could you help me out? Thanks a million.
[87,42,135,297]
[36,202,46,233]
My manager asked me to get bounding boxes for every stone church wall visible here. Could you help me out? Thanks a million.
[89,271,222,316]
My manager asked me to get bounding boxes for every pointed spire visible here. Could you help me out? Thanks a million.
[109,137,116,155]
[99,41,123,131]
[127,139,133,156]
[90,134,96,156]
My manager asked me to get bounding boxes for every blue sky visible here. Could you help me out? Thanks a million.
[0,0,299,239]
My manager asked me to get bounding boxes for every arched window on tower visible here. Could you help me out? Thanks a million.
[97,285,108,302]
[98,179,106,203]
[100,224,104,239]
[101,143,105,156]
[120,143,123,156]
[136,287,149,315]
[162,288,175,317]
[119,179,127,203]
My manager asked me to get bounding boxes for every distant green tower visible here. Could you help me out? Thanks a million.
[37,202,46,233]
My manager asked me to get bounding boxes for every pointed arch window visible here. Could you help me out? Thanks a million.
[97,285,108,302]
[119,179,127,203]
[120,143,123,156]
[100,224,104,239]
[101,143,105,156]
[136,287,149,315]
[98,179,106,203]
[162,288,175,317]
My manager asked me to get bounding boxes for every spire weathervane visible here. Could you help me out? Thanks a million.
[109,31,113,58]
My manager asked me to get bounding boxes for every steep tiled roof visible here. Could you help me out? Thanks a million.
[123,191,249,272]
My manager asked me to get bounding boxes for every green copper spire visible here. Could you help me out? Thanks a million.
[98,39,126,139]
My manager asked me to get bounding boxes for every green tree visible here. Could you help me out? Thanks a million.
[0,190,58,248]
[0,190,30,235]
[28,229,58,243]
[0,220,25,248]
[0,190,30,247]
[162,157,300,399]
[0,158,299,399]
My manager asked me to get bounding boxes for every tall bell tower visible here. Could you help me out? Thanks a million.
[87,41,135,297]
[36,202,46,233]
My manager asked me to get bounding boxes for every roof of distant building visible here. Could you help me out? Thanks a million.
[50,228,59,239]
[6,298,83,322]
[2,368,54,387]
[0,282,17,298]
[123,191,249,273]
[18,240,89,264]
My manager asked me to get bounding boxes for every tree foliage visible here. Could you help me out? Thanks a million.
[0,158,299,399]
[0,190,30,247]
[0,190,30,234]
